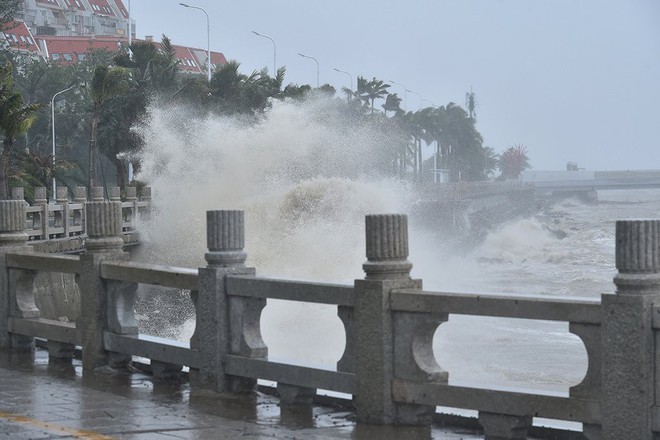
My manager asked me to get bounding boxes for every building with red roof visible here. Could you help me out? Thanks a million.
[3,1,227,75]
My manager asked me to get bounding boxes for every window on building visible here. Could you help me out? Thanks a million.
[51,53,60,60]
[26,37,33,45]
[63,53,72,61]
[77,53,86,61]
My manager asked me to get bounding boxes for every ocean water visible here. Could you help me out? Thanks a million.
[134,99,660,395]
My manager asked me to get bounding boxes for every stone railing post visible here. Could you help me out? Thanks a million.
[354,214,423,424]
[90,186,104,202]
[10,187,24,201]
[124,187,137,231]
[73,187,86,235]
[0,200,36,351]
[601,220,660,439]
[195,210,264,393]
[138,187,151,221]
[34,187,48,239]
[78,201,127,374]
[108,186,120,202]
[56,187,69,237]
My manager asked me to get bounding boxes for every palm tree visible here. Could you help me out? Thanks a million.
[382,93,402,117]
[86,65,130,191]
[499,144,530,179]
[0,63,40,199]
[358,77,390,114]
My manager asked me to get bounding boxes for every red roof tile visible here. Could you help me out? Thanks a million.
[112,0,129,19]
[1,21,39,53]
[36,0,62,7]
[88,0,116,17]
[39,35,126,63]
[62,0,86,11]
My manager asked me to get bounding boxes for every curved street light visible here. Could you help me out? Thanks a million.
[422,98,436,108]
[388,80,407,111]
[333,68,353,90]
[252,31,276,75]
[298,53,319,88]
[406,89,423,111]
[180,3,211,82]
[51,84,76,198]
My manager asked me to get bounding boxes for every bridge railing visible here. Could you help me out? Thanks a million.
[1,199,659,439]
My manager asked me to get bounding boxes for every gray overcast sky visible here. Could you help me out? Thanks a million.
[130,0,660,171]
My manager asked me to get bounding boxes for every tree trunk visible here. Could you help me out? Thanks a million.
[88,111,98,191]
[417,138,423,182]
[112,156,126,190]
[0,138,12,200]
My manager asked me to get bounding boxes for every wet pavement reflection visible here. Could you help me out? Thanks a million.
[0,348,485,439]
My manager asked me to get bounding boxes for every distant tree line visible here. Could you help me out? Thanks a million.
[0,27,531,200]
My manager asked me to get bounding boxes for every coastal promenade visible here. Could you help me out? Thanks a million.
[3,187,660,439]
[0,349,483,439]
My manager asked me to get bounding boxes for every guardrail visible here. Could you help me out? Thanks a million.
[10,185,150,246]
[0,199,658,439]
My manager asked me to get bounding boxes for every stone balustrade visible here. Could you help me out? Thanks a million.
[8,186,150,250]
[0,201,658,439]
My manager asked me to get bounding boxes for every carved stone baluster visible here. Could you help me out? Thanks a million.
[196,210,261,393]
[78,201,127,374]
[601,220,660,440]
[0,200,35,351]
[34,187,48,239]
[56,186,69,237]
[355,214,429,424]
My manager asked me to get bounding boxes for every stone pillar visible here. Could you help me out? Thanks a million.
[74,187,87,204]
[73,187,86,236]
[195,210,264,393]
[139,186,151,202]
[90,187,104,201]
[10,187,24,201]
[0,200,35,350]
[354,214,421,424]
[78,201,127,374]
[34,187,48,239]
[124,187,137,230]
[34,187,47,205]
[601,220,660,439]
[55,187,69,237]
[138,187,151,221]
[108,186,120,202]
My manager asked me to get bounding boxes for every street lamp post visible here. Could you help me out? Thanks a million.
[333,68,353,90]
[406,89,423,110]
[252,31,276,75]
[180,3,211,82]
[298,53,319,88]
[51,85,76,199]
[127,0,131,46]
[389,80,407,111]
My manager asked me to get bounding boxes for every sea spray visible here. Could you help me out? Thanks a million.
[134,97,414,367]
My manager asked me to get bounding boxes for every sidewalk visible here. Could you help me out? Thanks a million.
[0,349,485,439]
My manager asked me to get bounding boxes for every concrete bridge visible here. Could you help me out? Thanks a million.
[523,169,660,200]
[2,198,660,439]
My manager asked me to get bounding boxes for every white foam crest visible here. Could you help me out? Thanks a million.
[476,218,557,264]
